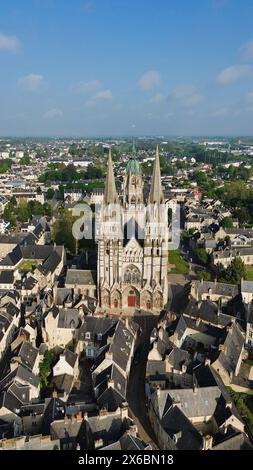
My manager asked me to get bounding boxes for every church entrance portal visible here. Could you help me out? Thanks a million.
[128,290,136,307]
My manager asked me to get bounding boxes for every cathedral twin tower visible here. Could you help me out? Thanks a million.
[97,145,169,314]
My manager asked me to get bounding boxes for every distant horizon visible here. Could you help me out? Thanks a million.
[1,134,253,140]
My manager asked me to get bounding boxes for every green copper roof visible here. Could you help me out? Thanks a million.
[126,158,140,174]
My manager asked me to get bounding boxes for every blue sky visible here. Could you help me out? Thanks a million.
[1,0,253,136]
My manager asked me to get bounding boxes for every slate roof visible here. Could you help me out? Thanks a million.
[174,314,222,342]
[166,346,192,371]
[17,341,39,371]
[94,364,127,403]
[59,348,78,368]
[108,320,135,373]
[0,271,14,284]
[164,386,222,419]
[194,280,239,298]
[77,317,117,341]
[214,322,244,376]
[52,374,74,396]
[65,269,97,286]
[0,365,40,391]
[161,405,203,450]
[57,309,81,329]
[212,432,253,450]
[241,280,253,294]
[97,387,126,412]
[22,275,38,291]
[38,247,63,276]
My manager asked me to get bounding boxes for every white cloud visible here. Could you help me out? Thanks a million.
[92,89,113,100]
[42,108,63,119]
[239,40,253,61]
[85,89,113,107]
[169,85,204,108]
[138,70,160,90]
[0,32,20,51]
[149,93,164,103]
[211,107,228,117]
[169,85,195,99]
[217,65,253,84]
[18,74,45,92]
[73,79,101,93]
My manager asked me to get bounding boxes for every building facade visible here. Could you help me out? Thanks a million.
[97,146,168,313]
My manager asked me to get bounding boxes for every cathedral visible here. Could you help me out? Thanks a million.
[97,146,168,313]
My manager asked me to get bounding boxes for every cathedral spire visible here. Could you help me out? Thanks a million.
[132,139,136,154]
[104,148,118,205]
[149,145,164,204]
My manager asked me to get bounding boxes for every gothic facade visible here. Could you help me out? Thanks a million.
[97,146,168,313]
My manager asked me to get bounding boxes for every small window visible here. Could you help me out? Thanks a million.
[85,332,91,340]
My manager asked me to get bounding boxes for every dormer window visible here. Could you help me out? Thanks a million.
[85,332,91,340]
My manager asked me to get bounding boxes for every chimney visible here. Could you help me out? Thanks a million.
[127,425,138,438]
[120,402,129,420]
[181,364,187,374]
[99,407,108,417]
[173,431,182,444]
[203,434,213,450]
[226,399,232,410]
[108,378,114,389]
[83,412,88,421]
[105,350,113,360]
[76,412,82,422]
[95,439,103,449]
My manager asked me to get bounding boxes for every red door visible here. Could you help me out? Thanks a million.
[128,295,136,307]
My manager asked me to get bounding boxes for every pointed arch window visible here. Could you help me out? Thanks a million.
[124,266,140,284]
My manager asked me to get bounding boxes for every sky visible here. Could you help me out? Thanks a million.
[1,0,253,136]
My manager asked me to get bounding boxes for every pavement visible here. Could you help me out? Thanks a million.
[126,315,160,449]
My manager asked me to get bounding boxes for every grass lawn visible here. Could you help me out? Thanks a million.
[245,266,253,281]
[227,387,253,435]
[18,259,39,272]
[169,249,189,275]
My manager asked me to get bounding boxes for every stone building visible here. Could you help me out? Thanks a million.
[97,146,168,313]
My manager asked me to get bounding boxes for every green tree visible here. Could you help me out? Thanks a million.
[16,201,31,222]
[39,350,55,390]
[221,217,234,229]
[3,202,17,227]
[196,271,212,281]
[52,211,77,254]
[218,257,246,284]
[196,248,209,265]
[0,159,13,173]
[46,188,55,200]
[20,154,31,165]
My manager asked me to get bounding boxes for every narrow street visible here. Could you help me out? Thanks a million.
[127,315,159,449]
